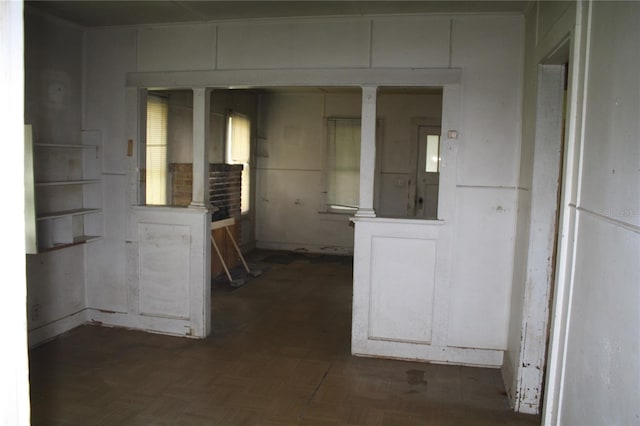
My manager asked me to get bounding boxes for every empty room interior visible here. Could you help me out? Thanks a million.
[2,0,638,425]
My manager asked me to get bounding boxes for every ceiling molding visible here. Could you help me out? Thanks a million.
[26,1,527,28]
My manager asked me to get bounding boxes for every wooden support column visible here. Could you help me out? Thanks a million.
[190,87,211,208]
[355,85,377,218]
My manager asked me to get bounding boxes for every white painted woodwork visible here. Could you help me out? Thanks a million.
[27,245,86,343]
[84,28,137,174]
[503,0,580,416]
[86,237,128,312]
[137,24,216,72]
[138,223,191,318]
[513,64,565,414]
[537,1,572,43]
[451,15,523,187]
[577,11,639,229]
[349,82,517,367]
[448,187,517,349]
[356,86,377,218]
[24,12,82,146]
[41,8,521,388]
[217,20,370,69]
[124,13,522,362]
[560,214,639,425]
[352,218,503,367]
[371,17,451,68]
[116,207,211,337]
[369,236,437,343]
[542,2,640,424]
[30,130,103,252]
[83,28,137,341]
[20,5,640,424]
[24,10,94,347]
[190,87,210,208]
[127,68,462,89]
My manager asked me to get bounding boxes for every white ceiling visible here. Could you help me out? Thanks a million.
[27,1,527,28]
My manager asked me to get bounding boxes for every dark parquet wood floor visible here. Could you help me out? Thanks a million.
[29,250,541,426]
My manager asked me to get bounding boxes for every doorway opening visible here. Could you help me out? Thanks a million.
[412,125,441,219]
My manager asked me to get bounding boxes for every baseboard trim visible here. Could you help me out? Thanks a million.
[28,309,87,348]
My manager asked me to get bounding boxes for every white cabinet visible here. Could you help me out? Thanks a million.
[28,128,103,252]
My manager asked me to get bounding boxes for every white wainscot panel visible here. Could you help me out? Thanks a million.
[371,17,450,68]
[109,206,212,338]
[448,187,517,350]
[351,218,503,367]
[137,24,216,71]
[138,223,191,319]
[217,20,370,69]
[369,236,436,343]
[86,238,127,312]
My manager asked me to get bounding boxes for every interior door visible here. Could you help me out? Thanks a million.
[415,126,441,219]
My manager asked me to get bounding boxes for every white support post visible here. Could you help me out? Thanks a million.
[356,85,377,218]
[190,87,211,208]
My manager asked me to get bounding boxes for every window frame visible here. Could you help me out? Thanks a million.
[225,111,252,215]
[323,117,362,215]
[144,94,169,206]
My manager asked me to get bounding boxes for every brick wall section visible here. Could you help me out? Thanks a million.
[209,164,243,278]
[169,163,244,279]
[209,164,243,222]
[169,163,193,207]
[169,163,243,218]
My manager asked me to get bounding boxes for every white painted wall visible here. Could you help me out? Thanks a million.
[23,4,640,422]
[1,1,30,423]
[83,27,136,316]
[257,92,343,253]
[256,90,442,253]
[36,11,521,360]
[350,13,524,365]
[447,15,524,351]
[545,1,640,424]
[24,10,89,346]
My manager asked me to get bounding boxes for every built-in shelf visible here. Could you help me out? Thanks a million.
[35,179,100,187]
[36,208,101,221]
[40,235,103,252]
[25,127,104,253]
[34,143,99,150]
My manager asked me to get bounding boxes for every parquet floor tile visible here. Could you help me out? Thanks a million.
[30,250,540,426]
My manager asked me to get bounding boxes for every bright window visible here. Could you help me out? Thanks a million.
[425,134,440,172]
[146,95,168,205]
[326,118,360,212]
[226,113,251,214]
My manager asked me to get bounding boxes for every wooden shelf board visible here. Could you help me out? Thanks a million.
[37,208,101,221]
[39,235,102,252]
[35,179,100,187]
[34,143,98,149]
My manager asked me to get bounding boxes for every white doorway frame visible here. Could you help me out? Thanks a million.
[542,2,590,423]
[124,67,462,341]
[514,61,567,414]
